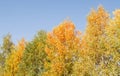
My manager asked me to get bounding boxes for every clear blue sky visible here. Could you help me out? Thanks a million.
[0,0,120,44]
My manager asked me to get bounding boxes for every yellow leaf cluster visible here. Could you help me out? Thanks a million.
[4,38,25,76]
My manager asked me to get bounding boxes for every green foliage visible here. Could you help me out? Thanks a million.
[0,34,14,66]
[0,34,14,76]
[17,30,47,76]
[0,6,120,76]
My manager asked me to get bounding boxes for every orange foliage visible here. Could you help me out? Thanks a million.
[45,21,81,75]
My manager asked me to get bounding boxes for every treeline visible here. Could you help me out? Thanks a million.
[0,6,120,76]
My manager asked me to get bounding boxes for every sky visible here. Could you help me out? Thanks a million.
[0,0,120,44]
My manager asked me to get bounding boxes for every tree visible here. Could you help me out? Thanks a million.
[43,21,81,76]
[4,38,25,76]
[17,30,47,76]
[99,9,120,75]
[0,34,14,66]
[0,34,14,76]
[72,6,110,76]
[0,5,120,76]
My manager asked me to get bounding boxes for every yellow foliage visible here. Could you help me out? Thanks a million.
[4,38,25,76]
[1,6,120,76]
